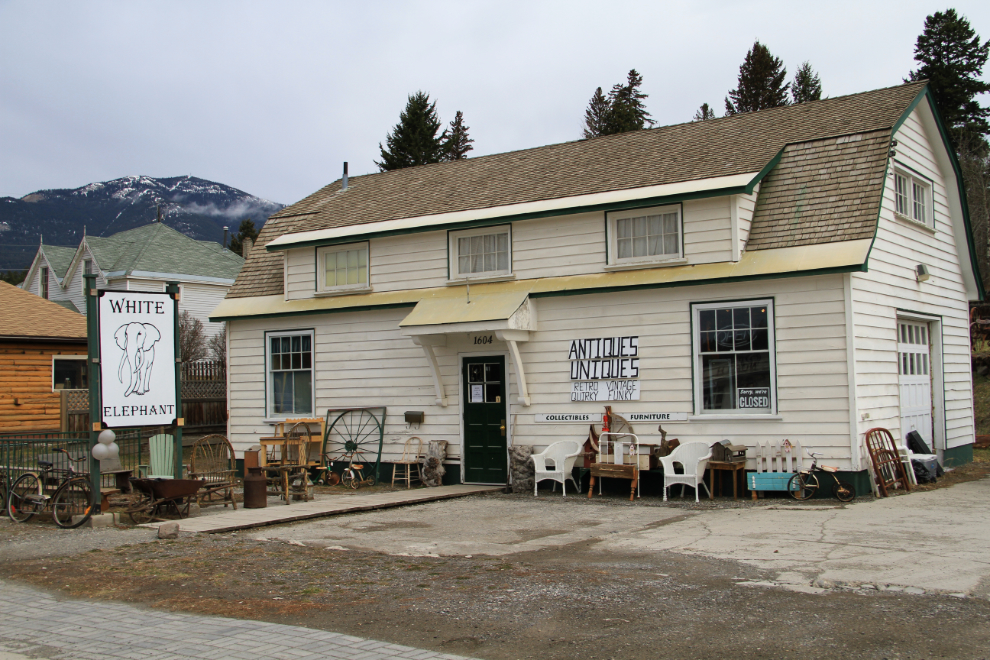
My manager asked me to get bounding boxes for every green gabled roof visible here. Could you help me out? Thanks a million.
[41,245,77,280]
[86,223,244,281]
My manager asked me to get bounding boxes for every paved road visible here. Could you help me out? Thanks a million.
[0,580,476,660]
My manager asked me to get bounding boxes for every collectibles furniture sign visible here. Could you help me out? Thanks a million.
[568,336,641,401]
[98,291,177,427]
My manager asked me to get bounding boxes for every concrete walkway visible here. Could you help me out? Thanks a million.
[155,484,503,533]
[0,580,476,660]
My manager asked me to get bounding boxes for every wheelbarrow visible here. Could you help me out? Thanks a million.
[125,477,206,525]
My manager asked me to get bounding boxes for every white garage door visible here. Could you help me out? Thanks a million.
[898,320,933,448]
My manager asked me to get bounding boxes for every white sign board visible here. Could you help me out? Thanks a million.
[570,380,641,402]
[99,291,177,428]
[534,413,603,423]
[624,412,689,422]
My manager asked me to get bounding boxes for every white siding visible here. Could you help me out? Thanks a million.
[682,197,733,264]
[737,186,759,254]
[850,105,973,451]
[228,273,855,468]
[285,248,315,301]
[371,233,447,292]
[63,245,106,313]
[179,282,228,337]
[512,213,606,278]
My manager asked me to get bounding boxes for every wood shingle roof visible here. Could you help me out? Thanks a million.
[0,281,87,341]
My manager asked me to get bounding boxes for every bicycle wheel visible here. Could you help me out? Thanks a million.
[52,477,94,529]
[833,480,856,503]
[340,468,356,489]
[788,472,819,501]
[8,473,43,523]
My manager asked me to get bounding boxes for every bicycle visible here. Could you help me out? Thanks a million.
[333,451,373,489]
[788,451,856,502]
[7,448,95,529]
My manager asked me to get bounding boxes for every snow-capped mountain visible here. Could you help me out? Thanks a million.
[0,175,283,272]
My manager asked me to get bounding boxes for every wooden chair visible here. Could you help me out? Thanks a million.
[189,434,238,509]
[865,428,912,497]
[391,436,423,488]
[138,434,175,479]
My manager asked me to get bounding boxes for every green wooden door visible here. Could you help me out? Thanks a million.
[462,356,508,484]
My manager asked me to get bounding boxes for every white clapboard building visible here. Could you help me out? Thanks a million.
[213,81,982,488]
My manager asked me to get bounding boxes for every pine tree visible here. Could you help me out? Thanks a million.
[582,87,613,138]
[609,69,654,132]
[725,41,790,115]
[442,110,474,161]
[376,91,446,171]
[228,219,259,257]
[907,9,990,147]
[581,70,653,138]
[693,103,716,121]
[791,62,822,104]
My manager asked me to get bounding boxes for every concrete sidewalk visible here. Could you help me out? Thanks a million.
[153,484,503,533]
[0,579,477,660]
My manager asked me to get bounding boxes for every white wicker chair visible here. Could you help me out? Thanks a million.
[658,441,712,503]
[531,441,583,497]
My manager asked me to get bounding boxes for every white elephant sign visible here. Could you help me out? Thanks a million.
[99,291,177,428]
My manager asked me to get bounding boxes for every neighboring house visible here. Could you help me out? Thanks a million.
[213,81,982,489]
[0,281,88,432]
[21,223,244,337]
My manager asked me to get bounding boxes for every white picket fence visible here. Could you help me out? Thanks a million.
[753,439,804,474]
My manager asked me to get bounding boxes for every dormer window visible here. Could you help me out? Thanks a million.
[449,225,512,281]
[894,168,933,228]
[41,267,49,299]
[608,204,683,267]
[317,242,370,293]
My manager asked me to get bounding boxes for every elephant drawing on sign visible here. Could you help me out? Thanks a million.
[115,322,161,397]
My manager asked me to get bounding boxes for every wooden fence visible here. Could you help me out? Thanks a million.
[61,360,227,432]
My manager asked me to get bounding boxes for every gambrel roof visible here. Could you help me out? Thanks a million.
[226,81,975,302]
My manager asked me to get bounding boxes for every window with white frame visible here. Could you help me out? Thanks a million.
[41,267,49,299]
[267,331,314,417]
[82,259,92,292]
[52,356,87,391]
[894,168,933,227]
[609,205,682,265]
[692,299,776,413]
[317,243,369,292]
[449,226,511,279]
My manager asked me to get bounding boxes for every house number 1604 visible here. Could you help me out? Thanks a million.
[474,335,493,345]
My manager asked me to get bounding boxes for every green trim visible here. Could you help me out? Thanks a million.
[214,301,417,323]
[263,328,316,419]
[892,86,985,300]
[892,159,936,186]
[746,148,784,194]
[265,186,751,252]
[529,262,864,300]
[943,444,973,468]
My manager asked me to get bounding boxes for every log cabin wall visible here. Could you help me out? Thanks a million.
[0,341,87,432]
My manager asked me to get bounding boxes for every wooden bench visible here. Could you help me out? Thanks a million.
[189,434,238,509]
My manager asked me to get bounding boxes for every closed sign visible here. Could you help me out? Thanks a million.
[737,387,770,409]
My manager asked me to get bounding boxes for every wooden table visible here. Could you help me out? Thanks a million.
[708,460,747,500]
[587,463,638,502]
[259,436,322,503]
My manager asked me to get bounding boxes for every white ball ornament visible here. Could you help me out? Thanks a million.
[98,429,116,445]
[107,442,120,458]
[92,443,110,460]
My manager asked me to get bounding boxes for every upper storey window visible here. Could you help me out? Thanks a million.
[317,242,369,293]
[41,267,49,299]
[608,205,682,266]
[449,226,512,280]
[894,169,933,228]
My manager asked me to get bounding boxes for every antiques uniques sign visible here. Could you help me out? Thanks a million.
[99,291,177,427]
[568,336,641,401]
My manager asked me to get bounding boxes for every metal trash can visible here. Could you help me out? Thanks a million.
[243,467,267,508]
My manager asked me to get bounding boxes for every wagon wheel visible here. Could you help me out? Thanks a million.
[124,496,156,525]
[589,412,635,456]
[324,409,386,486]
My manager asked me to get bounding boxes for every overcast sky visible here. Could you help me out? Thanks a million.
[2,1,988,206]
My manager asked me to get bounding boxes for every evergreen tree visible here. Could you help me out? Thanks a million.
[376,91,446,171]
[228,219,259,257]
[608,69,654,132]
[1,269,27,285]
[693,103,716,121]
[442,110,474,161]
[725,41,790,115]
[582,87,613,138]
[581,70,653,138]
[907,9,990,147]
[791,62,822,104]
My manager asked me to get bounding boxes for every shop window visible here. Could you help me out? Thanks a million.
[52,357,87,391]
[894,169,933,228]
[449,225,511,280]
[692,299,776,414]
[267,331,314,417]
[317,243,369,293]
[609,205,682,266]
